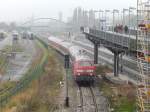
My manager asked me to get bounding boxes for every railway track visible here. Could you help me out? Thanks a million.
[77,86,99,112]
[44,36,110,112]
[77,86,84,112]
[89,87,99,112]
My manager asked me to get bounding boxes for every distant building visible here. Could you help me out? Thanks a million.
[59,12,63,21]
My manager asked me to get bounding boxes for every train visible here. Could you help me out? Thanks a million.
[22,32,34,40]
[48,36,96,83]
[12,32,19,40]
[0,31,7,39]
[69,46,96,83]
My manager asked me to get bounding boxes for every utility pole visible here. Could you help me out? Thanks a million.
[120,9,128,73]
[129,7,136,36]
[94,10,104,30]
[84,10,90,27]
[12,33,18,58]
[64,54,70,107]
[129,7,136,53]
[105,10,110,31]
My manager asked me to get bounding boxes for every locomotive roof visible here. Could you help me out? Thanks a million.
[48,36,73,48]
[48,36,63,43]
[69,46,91,61]
[69,46,84,56]
[48,36,92,62]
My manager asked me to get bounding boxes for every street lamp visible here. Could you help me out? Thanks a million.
[93,10,98,28]
[94,10,104,29]
[99,10,104,30]
[64,54,70,107]
[122,8,129,26]
[105,10,110,31]
[112,9,119,32]
[84,10,89,27]
[84,10,90,27]
[129,7,136,27]
[129,7,136,36]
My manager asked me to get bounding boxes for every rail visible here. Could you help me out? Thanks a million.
[77,86,108,112]
[89,86,99,112]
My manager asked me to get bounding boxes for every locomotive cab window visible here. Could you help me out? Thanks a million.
[79,61,93,66]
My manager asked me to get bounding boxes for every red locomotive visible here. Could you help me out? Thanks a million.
[69,46,96,83]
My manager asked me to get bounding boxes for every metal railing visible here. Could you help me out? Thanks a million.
[89,28,133,47]
[83,28,137,51]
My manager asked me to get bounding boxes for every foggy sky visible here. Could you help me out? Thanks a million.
[0,0,137,23]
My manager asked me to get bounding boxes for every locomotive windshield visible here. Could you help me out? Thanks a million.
[79,61,93,67]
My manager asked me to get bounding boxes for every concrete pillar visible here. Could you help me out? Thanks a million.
[114,52,119,77]
[120,53,123,73]
[114,53,117,77]
[94,43,98,64]
[116,54,119,75]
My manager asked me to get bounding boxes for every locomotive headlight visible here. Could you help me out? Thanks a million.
[86,70,94,72]
[90,73,93,76]
[76,70,84,72]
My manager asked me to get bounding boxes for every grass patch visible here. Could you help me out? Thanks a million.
[0,82,16,99]
[95,65,112,76]
[0,82,16,91]
[1,45,12,53]
[0,53,8,75]
[96,64,136,112]
[2,44,24,53]
[100,81,136,112]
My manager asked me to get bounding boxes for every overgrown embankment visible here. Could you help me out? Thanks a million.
[96,65,136,112]
[2,43,63,112]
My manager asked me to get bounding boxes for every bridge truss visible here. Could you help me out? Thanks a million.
[137,0,150,111]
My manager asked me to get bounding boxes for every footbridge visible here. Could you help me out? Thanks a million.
[81,27,140,77]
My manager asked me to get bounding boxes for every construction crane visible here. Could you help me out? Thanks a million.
[137,0,150,111]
